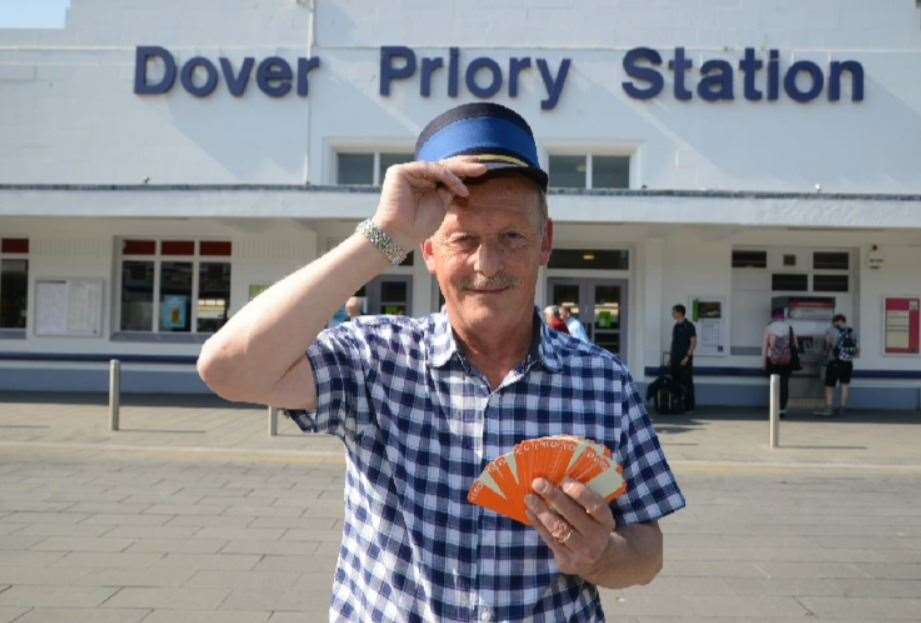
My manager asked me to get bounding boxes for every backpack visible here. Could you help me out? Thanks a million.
[767,328,792,366]
[835,327,858,361]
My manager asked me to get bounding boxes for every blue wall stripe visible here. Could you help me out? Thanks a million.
[643,366,921,380]
[0,354,915,379]
[0,352,198,365]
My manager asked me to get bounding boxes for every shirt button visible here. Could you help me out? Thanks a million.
[479,608,493,622]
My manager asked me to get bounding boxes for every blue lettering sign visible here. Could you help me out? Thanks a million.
[377,46,572,110]
[622,47,864,103]
[134,46,320,98]
[134,44,863,108]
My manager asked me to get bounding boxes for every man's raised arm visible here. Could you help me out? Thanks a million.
[196,158,486,409]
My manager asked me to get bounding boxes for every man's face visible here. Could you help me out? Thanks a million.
[560,307,571,320]
[672,310,683,322]
[422,175,553,332]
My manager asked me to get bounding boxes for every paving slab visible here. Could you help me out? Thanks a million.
[11,608,150,623]
[100,586,230,610]
[0,585,118,608]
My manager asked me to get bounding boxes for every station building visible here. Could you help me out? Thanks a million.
[1,0,920,409]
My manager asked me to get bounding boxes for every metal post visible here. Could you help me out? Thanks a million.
[769,373,780,448]
[268,406,278,437]
[109,359,120,432]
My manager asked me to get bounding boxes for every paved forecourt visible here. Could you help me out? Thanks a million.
[0,394,919,622]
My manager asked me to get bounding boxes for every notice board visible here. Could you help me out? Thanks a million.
[34,278,104,337]
[691,296,728,356]
[884,297,920,355]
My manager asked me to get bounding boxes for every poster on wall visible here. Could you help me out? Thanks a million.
[34,278,104,337]
[160,295,189,331]
[691,297,727,356]
[884,297,920,355]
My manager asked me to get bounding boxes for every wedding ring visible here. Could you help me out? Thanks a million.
[586,503,605,516]
[553,523,575,545]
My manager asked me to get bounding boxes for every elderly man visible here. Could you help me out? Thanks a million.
[198,103,685,622]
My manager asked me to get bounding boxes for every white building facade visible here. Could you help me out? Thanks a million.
[1,0,920,408]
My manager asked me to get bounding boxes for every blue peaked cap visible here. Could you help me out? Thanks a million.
[414,103,548,191]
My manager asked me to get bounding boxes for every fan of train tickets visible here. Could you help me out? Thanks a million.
[467,436,628,526]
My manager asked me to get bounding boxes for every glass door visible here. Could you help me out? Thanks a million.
[366,275,413,316]
[547,278,627,357]
[591,283,622,355]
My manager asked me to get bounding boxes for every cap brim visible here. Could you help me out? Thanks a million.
[478,162,548,192]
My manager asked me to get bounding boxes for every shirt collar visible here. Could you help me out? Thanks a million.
[428,307,563,373]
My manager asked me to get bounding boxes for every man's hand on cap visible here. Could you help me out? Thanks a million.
[372,157,488,250]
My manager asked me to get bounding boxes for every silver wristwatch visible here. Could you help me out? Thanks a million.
[356,218,410,265]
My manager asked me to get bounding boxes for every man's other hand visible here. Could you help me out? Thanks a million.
[525,477,617,580]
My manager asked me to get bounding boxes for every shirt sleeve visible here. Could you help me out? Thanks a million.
[283,323,372,441]
[689,322,697,338]
[611,370,687,525]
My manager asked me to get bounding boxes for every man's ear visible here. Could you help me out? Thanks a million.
[539,219,554,266]
[421,238,437,274]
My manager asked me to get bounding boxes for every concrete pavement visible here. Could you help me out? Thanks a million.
[0,393,919,622]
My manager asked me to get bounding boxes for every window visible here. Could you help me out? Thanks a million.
[0,238,29,329]
[813,251,849,270]
[197,263,232,332]
[813,274,849,292]
[732,250,767,268]
[548,154,630,189]
[361,275,413,316]
[378,152,413,182]
[337,154,374,185]
[336,150,413,185]
[783,254,797,266]
[772,273,808,291]
[118,239,231,334]
[379,280,409,315]
[592,156,630,189]
[548,249,629,270]
[548,155,586,188]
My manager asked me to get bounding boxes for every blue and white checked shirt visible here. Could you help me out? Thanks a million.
[286,310,685,622]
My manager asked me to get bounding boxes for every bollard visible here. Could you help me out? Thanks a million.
[109,359,120,432]
[769,373,780,448]
[268,406,278,437]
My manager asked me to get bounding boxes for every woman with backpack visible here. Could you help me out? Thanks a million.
[815,313,858,417]
[763,307,800,418]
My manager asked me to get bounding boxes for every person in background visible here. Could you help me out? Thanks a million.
[763,307,799,418]
[544,305,570,334]
[345,296,364,320]
[669,304,697,413]
[561,304,590,342]
[816,313,858,417]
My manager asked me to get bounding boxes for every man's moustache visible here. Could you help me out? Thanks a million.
[461,276,519,291]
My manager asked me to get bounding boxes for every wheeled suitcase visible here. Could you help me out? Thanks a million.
[653,378,685,415]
